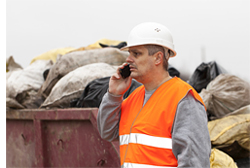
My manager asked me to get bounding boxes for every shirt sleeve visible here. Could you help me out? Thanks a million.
[171,92,211,168]
[97,91,123,142]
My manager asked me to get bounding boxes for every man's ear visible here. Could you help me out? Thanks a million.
[154,51,164,65]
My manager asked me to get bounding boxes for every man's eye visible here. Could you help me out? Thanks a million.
[129,50,140,57]
[133,52,139,57]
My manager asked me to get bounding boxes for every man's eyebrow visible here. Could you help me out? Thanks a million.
[128,49,141,53]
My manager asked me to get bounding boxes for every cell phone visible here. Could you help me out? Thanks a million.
[119,63,131,79]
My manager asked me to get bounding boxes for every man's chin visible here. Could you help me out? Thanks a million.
[130,73,138,80]
[130,72,135,78]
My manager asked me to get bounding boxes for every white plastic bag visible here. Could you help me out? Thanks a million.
[6,60,53,109]
[6,60,53,99]
[200,74,250,119]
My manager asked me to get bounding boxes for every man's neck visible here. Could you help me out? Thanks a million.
[144,72,172,91]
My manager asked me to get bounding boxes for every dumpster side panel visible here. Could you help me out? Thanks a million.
[43,120,119,167]
[6,108,120,167]
[6,120,36,167]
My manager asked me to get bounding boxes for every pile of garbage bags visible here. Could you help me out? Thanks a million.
[6,39,250,168]
[6,39,129,109]
[189,62,250,168]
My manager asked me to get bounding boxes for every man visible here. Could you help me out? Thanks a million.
[97,22,211,168]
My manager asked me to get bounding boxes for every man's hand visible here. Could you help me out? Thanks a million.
[108,63,132,96]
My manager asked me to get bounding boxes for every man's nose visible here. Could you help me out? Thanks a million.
[126,54,133,63]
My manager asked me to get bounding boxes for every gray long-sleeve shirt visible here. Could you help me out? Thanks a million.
[97,87,211,168]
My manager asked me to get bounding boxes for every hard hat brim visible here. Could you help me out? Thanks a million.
[120,43,177,57]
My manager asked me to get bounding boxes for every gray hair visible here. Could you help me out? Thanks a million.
[144,45,169,71]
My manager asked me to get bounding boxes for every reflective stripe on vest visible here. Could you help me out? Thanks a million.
[120,133,172,149]
[122,162,177,168]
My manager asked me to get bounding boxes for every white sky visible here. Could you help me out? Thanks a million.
[6,0,250,82]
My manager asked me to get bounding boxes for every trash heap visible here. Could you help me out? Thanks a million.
[189,62,250,168]
[6,39,250,168]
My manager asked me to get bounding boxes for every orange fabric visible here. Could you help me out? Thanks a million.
[119,77,205,166]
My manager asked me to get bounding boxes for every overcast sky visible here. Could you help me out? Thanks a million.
[6,0,250,82]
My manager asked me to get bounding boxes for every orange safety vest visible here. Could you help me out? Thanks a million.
[119,77,205,168]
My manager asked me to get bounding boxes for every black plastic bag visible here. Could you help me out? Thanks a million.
[168,64,180,77]
[99,41,127,49]
[188,61,227,93]
[73,76,142,108]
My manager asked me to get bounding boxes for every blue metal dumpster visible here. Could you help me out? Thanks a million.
[6,108,120,167]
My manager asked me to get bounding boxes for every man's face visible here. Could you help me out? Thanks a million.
[126,45,155,83]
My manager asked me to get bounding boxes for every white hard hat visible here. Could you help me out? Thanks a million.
[121,22,177,57]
